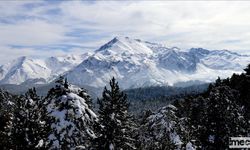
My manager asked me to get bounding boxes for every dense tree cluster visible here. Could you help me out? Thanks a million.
[172,65,250,149]
[0,77,136,150]
[0,64,249,149]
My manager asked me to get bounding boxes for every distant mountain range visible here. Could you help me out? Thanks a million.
[0,36,249,89]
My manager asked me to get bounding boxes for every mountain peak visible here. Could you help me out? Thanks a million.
[11,56,34,68]
[16,56,28,63]
[189,48,210,54]
[98,36,131,50]
[96,36,153,55]
[113,36,130,41]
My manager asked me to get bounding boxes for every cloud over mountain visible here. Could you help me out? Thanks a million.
[1,1,250,64]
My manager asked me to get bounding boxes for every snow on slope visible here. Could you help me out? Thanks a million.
[96,37,153,55]
[0,56,50,84]
[0,53,92,84]
[1,36,249,88]
[65,36,250,89]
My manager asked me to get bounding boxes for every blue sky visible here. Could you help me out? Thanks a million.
[1,1,250,64]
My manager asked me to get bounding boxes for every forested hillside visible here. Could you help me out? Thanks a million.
[0,64,249,149]
[125,84,208,114]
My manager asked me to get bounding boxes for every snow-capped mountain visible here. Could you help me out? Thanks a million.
[65,36,250,89]
[0,36,250,89]
[0,53,91,84]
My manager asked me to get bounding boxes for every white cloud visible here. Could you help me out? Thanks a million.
[57,1,250,50]
[0,20,67,45]
[0,45,90,65]
[1,1,250,64]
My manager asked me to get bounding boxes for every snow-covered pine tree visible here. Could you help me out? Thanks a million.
[181,96,207,148]
[0,89,15,149]
[96,77,136,150]
[138,104,183,150]
[78,87,93,109]
[11,88,45,149]
[198,86,248,149]
[43,77,97,149]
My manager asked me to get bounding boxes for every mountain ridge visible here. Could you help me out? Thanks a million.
[65,36,250,88]
[0,53,92,84]
[0,36,249,89]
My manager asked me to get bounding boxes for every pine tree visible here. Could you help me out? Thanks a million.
[182,96,207,149]
[78,88,93,109]
[215,77,221,86]
[244,64,250,75]
[197,86,247,149]
[96,77,136,150]
[11,88,45,149]
[138,105,184,150]
[229,70,250,119]
[0,89,15,149]
[43,77,97,149]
